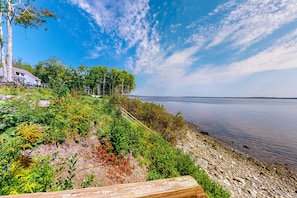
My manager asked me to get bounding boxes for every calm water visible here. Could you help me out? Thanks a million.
[139,96,297,172]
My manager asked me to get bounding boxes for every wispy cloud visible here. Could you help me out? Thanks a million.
[207,0,297,50]
[68,0,150,56]
[174,28,297,86]
[69,0,297,96]
[133,0,297,96]
[135,0,297,75]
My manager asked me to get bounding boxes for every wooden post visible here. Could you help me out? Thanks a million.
[2,176,208,198]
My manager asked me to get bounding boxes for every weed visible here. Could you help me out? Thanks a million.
[56,153,78,190]
[81,174,95,188]
[16,122,45,144]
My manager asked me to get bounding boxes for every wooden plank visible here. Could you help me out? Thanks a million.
[2,176,208,198]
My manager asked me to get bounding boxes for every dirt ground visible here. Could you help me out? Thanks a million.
[30,135,148,188]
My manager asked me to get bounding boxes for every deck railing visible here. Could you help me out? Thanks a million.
[120,106,155,133]
[1,176,208,198]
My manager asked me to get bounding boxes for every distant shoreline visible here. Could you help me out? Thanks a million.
[130,95,297,100]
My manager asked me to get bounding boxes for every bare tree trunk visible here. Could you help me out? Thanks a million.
[97,83,101,96]
[0,11,7,81]
[109,82,111,95]
[6,1,13,82]
[102,73,106,95]
[121,80,124,95]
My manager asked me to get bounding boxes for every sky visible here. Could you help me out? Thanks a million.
[12,0,297,97]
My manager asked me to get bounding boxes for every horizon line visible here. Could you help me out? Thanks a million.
[128,95,297,99]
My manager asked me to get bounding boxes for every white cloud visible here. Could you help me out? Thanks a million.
[133,36,202,80]
[139,0,297,95]
[134,0,297,76]
[69,0,297,96]
[135,27,297,96]
[68,0,150,55]
[133,29,163,74]
[183,29,297,85]
[207,0,297,50]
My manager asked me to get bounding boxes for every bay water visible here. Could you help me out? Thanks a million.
[139,96,297,172]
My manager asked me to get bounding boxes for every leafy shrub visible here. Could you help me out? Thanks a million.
[111,95,186,144]
[145,135,229,197]
[16,122,45,144]
[29,155,55,192]
[146,136,180,180]
[0,132,55,195]
[0,102,19,133]
[109,117,141,155]
[69,103,93,136]
[43,128,67,145]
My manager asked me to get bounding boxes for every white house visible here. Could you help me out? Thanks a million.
[0,67,41,86]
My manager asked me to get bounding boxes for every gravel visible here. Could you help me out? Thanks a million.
[176,123,297,198]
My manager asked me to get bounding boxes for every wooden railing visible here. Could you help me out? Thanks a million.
[1,176,208,198]
[120,106,155,133]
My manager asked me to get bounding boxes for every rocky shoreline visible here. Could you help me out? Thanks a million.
[176,123,297,198]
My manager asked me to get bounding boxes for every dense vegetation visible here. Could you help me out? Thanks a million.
[12,58,135,95]
[111,96,186,144]
[0,86,229,197]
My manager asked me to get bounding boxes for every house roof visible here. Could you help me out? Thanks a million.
[12,67,41,81]
[0,67,41,81]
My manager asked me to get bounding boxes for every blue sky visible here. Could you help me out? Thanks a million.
[12,0,297,97]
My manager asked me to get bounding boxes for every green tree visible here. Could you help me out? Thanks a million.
[77,65,89,89]
[108,67,119,95]
[101,66,108,96]
[117,70,135,95]
[13,58,34,73]
[33,58,136,95]
[34,57,71,88]
[87,66,105,95]
[0,0,55,82]
[125,73,136,94]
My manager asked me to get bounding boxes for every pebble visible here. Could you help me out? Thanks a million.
[247,189,257,197]
[233,177,246,185]
[176,125,297,198]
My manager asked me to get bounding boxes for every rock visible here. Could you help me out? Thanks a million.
[247,189,257,197]
[233,177,246,185]
[82,143,88,147]
[200,131,209,135]
[177,124,297,198]
[73,137,80,143]
[0,94,14,101]
[38,100,50,107]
